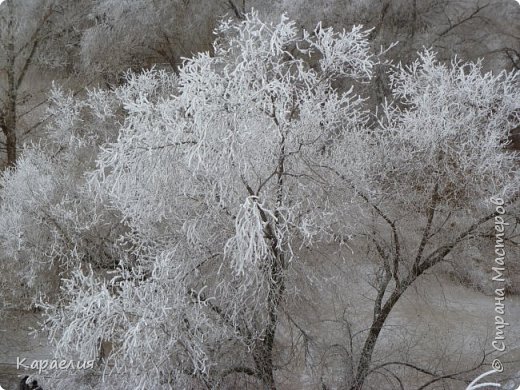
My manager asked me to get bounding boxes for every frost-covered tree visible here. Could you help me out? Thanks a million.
[328,51,520,389]
[39,12,377,389]
[0,83,125,309]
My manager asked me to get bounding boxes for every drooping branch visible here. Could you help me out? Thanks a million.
[366,350,487,389]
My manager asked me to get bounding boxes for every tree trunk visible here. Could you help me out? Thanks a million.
[253,331,277,390]
[349,288,403,390]
[4,126,16,167]
[252,254,285,390]
[3,0,17,168]
[3,95,17,167]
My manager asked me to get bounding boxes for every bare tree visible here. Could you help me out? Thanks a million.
[336,51,520,390]
[0,0,55,167]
